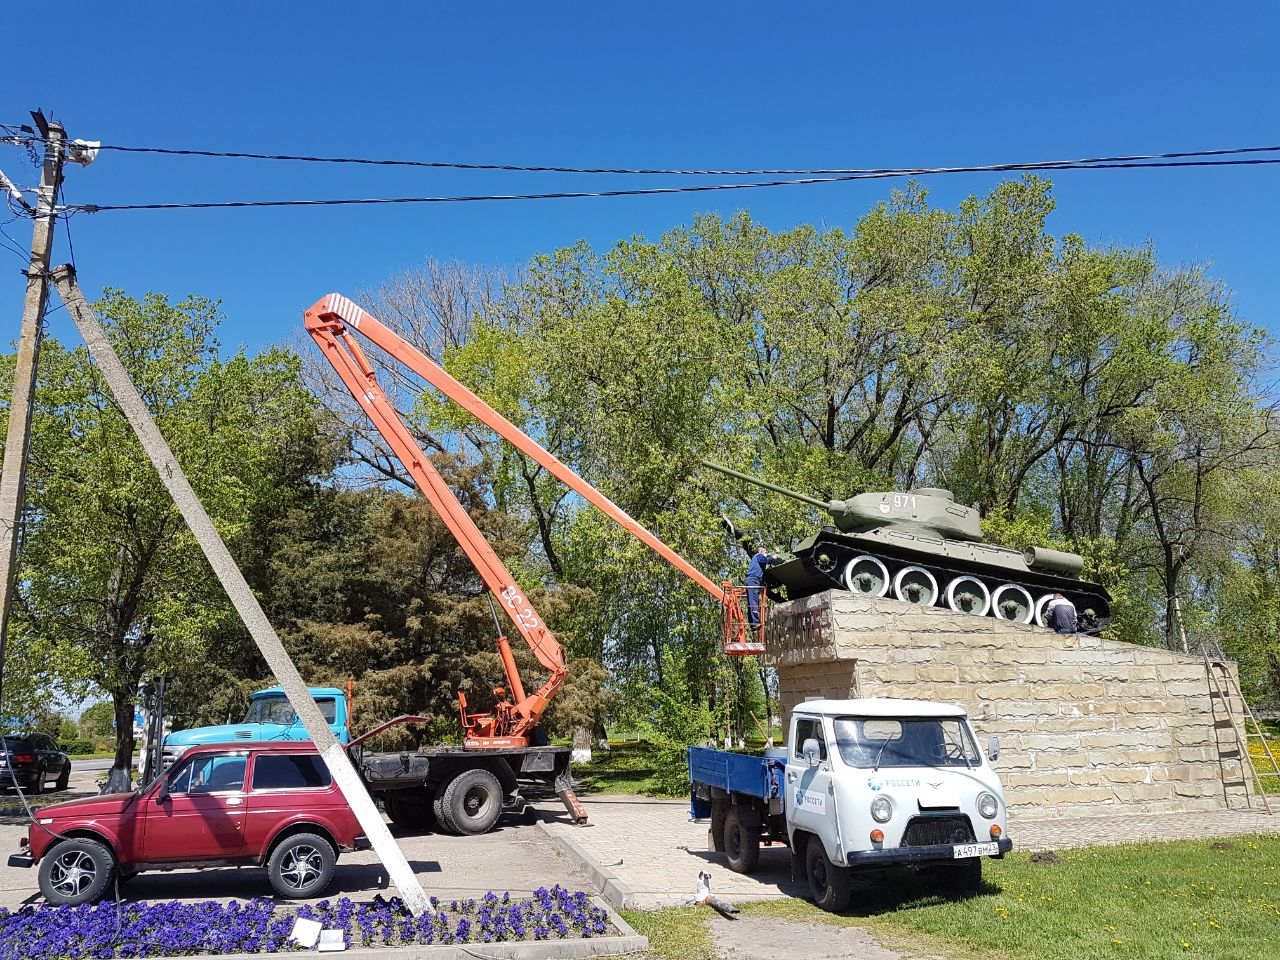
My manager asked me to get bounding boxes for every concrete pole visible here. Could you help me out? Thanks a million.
[51,266,433,917]
[0,115,66,709]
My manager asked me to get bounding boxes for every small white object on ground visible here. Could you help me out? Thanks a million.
[318,929,347,952]
[289,918,322,948]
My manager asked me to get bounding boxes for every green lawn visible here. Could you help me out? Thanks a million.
[635,836,1280,960]
[572,740,682,797]
[1247,725,1280,794]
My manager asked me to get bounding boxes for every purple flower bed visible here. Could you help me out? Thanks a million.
[0,887,613,959]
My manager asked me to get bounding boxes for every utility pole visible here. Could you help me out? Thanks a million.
[51,266,433,916]
[0,112,67,712]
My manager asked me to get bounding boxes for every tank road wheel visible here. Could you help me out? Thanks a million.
[1034,593,1055,627]
[893,566,939,606]
[944,576,991,616]
[842,555,890,597]
[992,584,1035,624]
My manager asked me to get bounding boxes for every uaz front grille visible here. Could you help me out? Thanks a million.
[900,815,976,846]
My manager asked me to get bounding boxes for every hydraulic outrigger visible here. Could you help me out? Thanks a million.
[305,294,764,750]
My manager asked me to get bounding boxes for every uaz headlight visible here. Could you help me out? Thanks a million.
[977,791,999,819]
[870,796,893,823]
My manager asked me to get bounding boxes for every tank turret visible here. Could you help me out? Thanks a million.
[701,462,982,541]
[702,461,1109,633]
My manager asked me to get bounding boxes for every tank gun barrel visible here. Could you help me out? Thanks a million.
[701,460,834,512]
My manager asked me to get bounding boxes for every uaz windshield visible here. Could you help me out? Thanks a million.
[833,716,978,768]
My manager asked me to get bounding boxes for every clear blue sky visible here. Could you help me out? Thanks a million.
[4,3,1279,355]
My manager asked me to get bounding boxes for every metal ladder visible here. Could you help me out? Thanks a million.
[1202,653,1280,813]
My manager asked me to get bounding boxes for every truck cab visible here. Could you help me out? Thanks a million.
[162,687,350,768]
[786,698,1010,907]
[690,697,1011,912]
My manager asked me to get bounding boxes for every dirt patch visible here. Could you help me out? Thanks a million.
[710,914,953,960]
[1030,851,1062,865]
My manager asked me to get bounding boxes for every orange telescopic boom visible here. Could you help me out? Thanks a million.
[305,293,762,744]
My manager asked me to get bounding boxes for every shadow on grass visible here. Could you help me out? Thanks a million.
[687,847,1000,919]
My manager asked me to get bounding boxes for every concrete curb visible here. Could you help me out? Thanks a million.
[191,899,646,960]
[536,823,636,911]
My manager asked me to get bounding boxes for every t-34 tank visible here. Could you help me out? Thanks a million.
[704,461,1110,632]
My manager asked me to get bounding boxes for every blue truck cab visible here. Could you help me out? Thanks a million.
[161,686,350,767]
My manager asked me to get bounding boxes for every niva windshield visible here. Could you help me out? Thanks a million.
[833,716,979,768]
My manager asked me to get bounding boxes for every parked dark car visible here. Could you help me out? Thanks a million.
[0,734,70,794]
[10,741,369,905]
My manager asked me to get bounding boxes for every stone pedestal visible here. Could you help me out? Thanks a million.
[764,591,1251,817]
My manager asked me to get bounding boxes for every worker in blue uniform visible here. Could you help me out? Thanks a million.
[746,546,781,629]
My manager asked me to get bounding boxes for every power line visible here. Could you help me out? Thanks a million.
[61,155,1280,214]
[58,183,77,272]
[10,136,1280,176]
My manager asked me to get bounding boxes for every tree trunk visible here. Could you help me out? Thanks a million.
[106,693,136,793]
[1163,546,1185,652]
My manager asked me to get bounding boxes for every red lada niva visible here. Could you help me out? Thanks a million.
[9,741,370,905]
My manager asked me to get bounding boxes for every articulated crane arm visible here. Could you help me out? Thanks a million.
[305,294,762,745]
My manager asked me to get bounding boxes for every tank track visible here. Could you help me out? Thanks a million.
[767,533,1110,634]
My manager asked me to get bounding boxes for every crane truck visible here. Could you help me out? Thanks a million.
[268,293,767,835]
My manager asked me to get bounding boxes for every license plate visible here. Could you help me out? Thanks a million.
[953,842,999,859]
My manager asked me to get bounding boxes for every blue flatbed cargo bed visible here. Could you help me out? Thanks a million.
[688,745,785,801]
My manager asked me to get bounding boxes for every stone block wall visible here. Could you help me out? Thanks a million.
[763,591,1254,818]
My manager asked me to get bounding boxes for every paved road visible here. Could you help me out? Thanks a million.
[70,758,113,773]
[538,794,1280,909]
[0,769,590,911]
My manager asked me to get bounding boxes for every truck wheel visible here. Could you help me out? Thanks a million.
[442,768,503,835]
[386,791,436,830]
[805,840,851,912]
[432,783,458,839]
[709,799,728,853]
[723,806,761,873]
[38,838,116,906]
[267,833,335,900]
[938,856,982,893]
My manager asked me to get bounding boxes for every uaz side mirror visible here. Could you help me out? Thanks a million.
[802,738,822,768]
[155,781,170,804]
[987,736,1000,762]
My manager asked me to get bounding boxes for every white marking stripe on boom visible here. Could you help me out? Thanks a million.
[327,292,367,329]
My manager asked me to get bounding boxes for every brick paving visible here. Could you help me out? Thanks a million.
[538,794,1280,909]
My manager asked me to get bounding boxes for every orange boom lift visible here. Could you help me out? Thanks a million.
[305,294,764,748]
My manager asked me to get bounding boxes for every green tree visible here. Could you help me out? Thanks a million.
[8,289,318,784]
[77,701,116,739]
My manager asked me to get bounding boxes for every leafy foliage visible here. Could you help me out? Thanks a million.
[7,175,1280,762]
[5,290,318,775]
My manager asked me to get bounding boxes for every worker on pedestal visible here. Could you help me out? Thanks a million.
[1046,592,1077,634]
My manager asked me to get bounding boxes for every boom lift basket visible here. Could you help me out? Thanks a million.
[721,582,767,655]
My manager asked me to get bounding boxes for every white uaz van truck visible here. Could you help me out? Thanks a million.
[689,698,1011,911]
